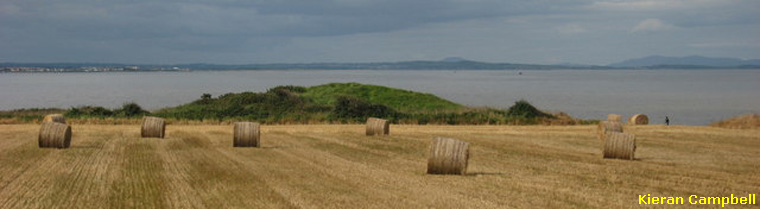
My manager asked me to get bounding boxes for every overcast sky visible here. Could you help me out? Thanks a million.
[1,0,758,65]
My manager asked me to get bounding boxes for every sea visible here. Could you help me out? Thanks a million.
[1,69,758,125]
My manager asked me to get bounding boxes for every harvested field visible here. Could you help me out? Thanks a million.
[0,124,758,208]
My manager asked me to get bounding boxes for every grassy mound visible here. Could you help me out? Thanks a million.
[711,114,760,129]
[5,83,579,125]
[153,82,467,122]
[153,87,333,123]
[301,83,463,112]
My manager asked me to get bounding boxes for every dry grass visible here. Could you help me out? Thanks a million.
[712,114,760,129]
[0,124,758,208]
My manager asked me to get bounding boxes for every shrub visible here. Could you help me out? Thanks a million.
[65,106,114,118]
[201,93,212,100]
[268,85,307,94]
[115,102,149,117]
[506,100,552,118]
[332,96,397,120]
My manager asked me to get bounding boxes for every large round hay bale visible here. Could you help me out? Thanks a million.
[365,117,390,136]
[628,114,649,125]
[427,137,469,175]
[603,132,636,160]
[607,114,622,122]
[365,117,377,135]
[597,121,623,141]
[42,114,66,124]
[141,116,165,138]
[38,122,71,148]
[234,122,260,147]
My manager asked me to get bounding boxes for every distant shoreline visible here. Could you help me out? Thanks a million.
[3,60,759,73]
[3,68,760,73]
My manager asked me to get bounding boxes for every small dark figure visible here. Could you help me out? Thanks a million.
[518,71,523,75]
[665,116,670,126]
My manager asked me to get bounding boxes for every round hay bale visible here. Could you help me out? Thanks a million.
[38,122,71,149]
[234,122,260,147]
[427,137,469,175]
[628,114,649,125]
[365,117,390,136]
[141,116,165,138]
[379,119,389,135]
[597,121,623,141]
[607,114,622,122]
[365,117,377,135]
[42,114,66,124]
[603,132,636,160]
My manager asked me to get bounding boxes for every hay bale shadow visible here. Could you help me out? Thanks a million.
[70,145,103,149]
[466,172,509,177]
[259,145,293,149]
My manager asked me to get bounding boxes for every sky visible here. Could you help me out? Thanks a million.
[1,0,759,65]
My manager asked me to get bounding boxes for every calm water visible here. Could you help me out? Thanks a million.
[1,70,758,125]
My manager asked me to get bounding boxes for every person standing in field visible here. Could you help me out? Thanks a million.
[665,116,670,126]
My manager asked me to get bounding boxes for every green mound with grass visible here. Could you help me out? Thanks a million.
[302,83,463,112]
[152,83,464,122]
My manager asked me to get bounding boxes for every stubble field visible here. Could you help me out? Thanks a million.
[0,124,758,208]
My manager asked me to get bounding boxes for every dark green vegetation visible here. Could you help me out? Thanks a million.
[0,103,148,124]
[506,100,552,118]
[0,108,65,123]
[66,103,149,118]
[2,83,587,125]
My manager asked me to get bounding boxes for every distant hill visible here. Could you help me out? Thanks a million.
[441,57,469,62]
[172,60,600,70]
[5,56,760,71]
[609,55,760,68]
[1,59,607,71]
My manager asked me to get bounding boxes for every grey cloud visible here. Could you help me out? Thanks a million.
[586,0,760,28]
[0,0,757,64]
[1,0,594,39]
